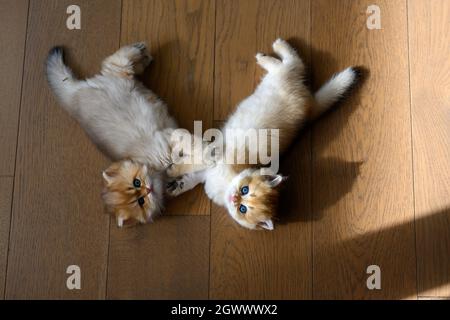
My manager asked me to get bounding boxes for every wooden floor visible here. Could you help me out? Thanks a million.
[0,0,449,299]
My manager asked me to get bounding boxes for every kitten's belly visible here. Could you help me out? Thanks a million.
[78,76,176,165]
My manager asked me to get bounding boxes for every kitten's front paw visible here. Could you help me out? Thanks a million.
[166,177,185,197]
[167,163,178,178]
[166,162,187,178]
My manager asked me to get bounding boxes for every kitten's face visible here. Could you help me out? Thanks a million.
[225,169,286,230]
[101,160,163,227]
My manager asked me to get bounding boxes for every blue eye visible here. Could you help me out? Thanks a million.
[133,179,141,188]
[138,197,145,206]
[240,186,249,195]
[239,204,247,214]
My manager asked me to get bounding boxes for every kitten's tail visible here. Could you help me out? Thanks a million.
[45,47,81,109]
[311,67,360,120]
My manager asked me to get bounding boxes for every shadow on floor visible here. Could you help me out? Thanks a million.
[313,206,450,299]
[278,40,370,224]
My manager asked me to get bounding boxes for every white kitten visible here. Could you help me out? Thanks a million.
[167,39,359,230]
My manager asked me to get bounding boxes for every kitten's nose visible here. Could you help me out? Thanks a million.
[231,194,238,203]
[146,186,152,194]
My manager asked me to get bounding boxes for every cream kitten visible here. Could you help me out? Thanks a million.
[166,39,359,230]
[46,43,177,226]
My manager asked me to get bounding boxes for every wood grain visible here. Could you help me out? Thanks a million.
[5,0,121,299]
[0,177,14,298]
[214,0,258,121]
[1,0,449,300]
[210,0,312,299]
[107,216,210,299]
[311,0,416,299]
[408,0,450,298]
[120,0,215,216]
[0,0,28,175]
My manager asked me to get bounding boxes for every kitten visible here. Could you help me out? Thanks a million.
[166,39,359,230]
[46,43,177,226]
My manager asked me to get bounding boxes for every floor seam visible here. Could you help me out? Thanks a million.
[3,0,31,299]
[104,0,124,301]
[405,0,420,299]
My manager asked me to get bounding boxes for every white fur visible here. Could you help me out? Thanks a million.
[205,39,311,229]
[221,168,260,230]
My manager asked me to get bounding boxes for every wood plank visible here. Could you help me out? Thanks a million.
[109,1,213,296]
[0,0,28,175]
[106,216,210,299]
[210,0,312,299]
[311,0,416,299]
[120,0,215,216]
[214,0,257,121]
[0,177,14,298]
[5,0,121,299]
[408,0,450,298]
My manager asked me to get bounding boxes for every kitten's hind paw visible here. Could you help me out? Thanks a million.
[129,42,152,72]
[273,38,289,49]
[102,42,152,77]
[132,41,147,51]
[256,52,281,72]
[272,38,300,64]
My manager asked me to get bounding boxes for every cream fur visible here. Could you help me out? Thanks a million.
[46,43,178,218]
[168,39,358,230]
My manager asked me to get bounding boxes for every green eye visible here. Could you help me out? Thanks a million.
[133,179,141,188]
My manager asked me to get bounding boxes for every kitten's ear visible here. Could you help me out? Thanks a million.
[117,215,125,228]
[116,211,129,228]
[116,210,139,228]
[102,170,114,185]
[259,219,274,231]
[265,174,287,188]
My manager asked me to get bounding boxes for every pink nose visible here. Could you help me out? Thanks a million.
[231,194,237,202]
[147,187,152,194]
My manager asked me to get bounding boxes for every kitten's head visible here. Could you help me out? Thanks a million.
[225,169,286,230]
[101,160,163,227]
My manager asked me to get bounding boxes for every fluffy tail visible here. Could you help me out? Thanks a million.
[311,67,360,119]
[45,47,81,109]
